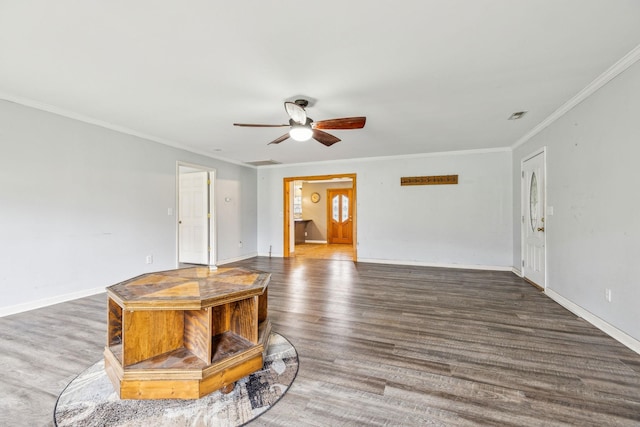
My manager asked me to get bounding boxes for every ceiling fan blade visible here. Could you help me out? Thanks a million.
[284,102,307,124]
[312,129,341,146]
[234,123,289,127]
[313,116,366,130]
[268,133,291,145]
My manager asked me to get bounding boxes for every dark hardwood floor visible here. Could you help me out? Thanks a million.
[1,257,639,426]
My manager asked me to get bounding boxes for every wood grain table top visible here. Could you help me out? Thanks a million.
[106,267,269,310]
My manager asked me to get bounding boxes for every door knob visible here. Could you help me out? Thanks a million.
[537,227,545,232]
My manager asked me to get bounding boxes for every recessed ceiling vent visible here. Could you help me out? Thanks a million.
[508,111,527,120]
[245,160,282,167]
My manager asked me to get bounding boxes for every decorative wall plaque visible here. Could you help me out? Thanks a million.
[400,175,458,186]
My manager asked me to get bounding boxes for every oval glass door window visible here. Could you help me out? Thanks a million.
[529,172,538,231]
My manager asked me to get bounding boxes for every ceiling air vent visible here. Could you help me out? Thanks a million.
[245,160,282,167]
[508,111,527,120]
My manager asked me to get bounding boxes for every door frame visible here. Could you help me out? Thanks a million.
[176,162,217,268]
[283,173,357,261]
[520,147,547,290]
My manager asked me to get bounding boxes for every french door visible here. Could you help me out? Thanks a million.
[327,188,353,244]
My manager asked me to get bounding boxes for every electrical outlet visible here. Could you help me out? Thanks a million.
[146,255,153,264]
[605,288,612,302]
[238,241,243,248]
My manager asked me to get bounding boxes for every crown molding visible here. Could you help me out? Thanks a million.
[0,93,253,168]
[512,43,640,150]
[258,146,511,169]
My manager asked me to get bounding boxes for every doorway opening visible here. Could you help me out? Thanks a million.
[177,162,216,268]
[283,173,357,261]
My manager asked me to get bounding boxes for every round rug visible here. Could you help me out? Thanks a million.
[54,333,298,427]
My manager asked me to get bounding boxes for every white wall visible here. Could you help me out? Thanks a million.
[513,61,640,343]
[258,150,513,269]
[0,100,257,315]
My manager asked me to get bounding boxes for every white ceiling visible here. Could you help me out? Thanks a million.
[2,1,640,166]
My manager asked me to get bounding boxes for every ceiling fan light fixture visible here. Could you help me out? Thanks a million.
[234,100,365,146]
[289,124,313,141]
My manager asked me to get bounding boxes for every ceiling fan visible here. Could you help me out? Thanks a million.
[233,99,366,146]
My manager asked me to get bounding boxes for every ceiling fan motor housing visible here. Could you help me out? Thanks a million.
[289,118,313,126]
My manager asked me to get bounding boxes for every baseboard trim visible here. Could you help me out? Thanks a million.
[0,287,104,317]
[252,254,513,273]
[357,258,512,271]
[303,240,327,244]
[257,252,284,258]
[512,267,523,277]
[216,252,259,266]
[1,254,258,317]
[545,288,640,355]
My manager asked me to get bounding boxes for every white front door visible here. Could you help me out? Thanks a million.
[522,151,546,288]
[179,171,209,265]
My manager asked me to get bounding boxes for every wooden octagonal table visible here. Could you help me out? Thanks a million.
[103,266,271,399]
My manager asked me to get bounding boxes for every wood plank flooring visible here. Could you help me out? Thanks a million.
[293,243,354,260]
[1,257,639,426]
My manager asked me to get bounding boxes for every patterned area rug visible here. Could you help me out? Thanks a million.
[54,333,298,427]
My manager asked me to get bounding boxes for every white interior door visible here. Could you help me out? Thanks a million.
[522,151,546,288]
[179,171,209,265]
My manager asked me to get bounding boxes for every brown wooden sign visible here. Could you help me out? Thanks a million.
[401,175,458,186]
